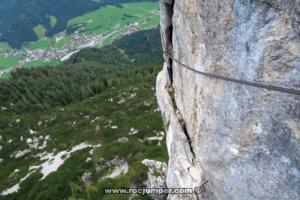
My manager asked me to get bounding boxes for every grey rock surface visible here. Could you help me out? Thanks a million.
[142,159,168,200]
[118,137,129,143]
[81,172,93,184]
[157,0,300,200]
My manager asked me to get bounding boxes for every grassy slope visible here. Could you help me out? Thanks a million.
[53,35,71,48]
[0,43,12,51]
[67,1,159,45]
[68,2,158,33]
[0,55,22,69]
[0,72,10,79]
[26,38,52,50]
[49,16,57,28]
[33,25,47,39]
[25,59,61,68]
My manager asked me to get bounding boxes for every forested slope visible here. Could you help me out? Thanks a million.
[0,28,167,200]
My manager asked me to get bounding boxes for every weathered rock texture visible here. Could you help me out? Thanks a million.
[142,159,168,200]
[157,0,300,199]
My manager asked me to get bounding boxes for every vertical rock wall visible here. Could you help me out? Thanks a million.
[157,0,300,199]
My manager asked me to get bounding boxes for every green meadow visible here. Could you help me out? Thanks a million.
[50,15,57,28]
[0,43,12,51]
[33,25,47,39]
[0,72,10,79]
[67,1,159,35]
[0,55,23,69]
[53,35,71,48]
[25,59,61,68]
[25,38,52,50]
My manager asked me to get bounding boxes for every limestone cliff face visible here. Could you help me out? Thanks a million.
[157,0,300,199]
